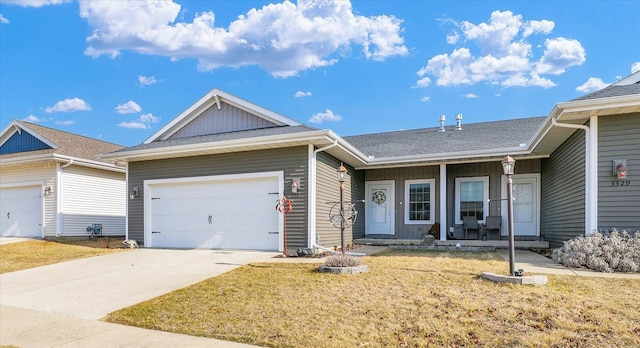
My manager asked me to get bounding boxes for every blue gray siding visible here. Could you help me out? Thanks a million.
[541,128,586,248]
[0,131,50,154]
[598,113,640,232]
[128,147,308,248]
[315,152,365,247]
[169,101,278,139]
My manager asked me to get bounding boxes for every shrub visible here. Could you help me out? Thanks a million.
[324,254,362,267]
[551,229,640,273]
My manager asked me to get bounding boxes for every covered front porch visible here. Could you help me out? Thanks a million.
[354,238,549,249]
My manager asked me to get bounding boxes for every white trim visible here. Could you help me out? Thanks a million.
[125,162,130,241]
[587,116,598,234]
[404,179,436,225]
[439,164,447,241]
[454,176,489,224]
[56,162,62,237]
[143,171,283,250]
[365,180,395,235]
[0,180,44,189]
[308,144,316,248]
[500,173,541,236]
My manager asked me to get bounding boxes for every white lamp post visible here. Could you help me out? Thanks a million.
[502,155,516,276]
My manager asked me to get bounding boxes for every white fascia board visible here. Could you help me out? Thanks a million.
[612,71,640,86]
[0,153,125,173]
[555,94,640,119]
[143,88,302,144]
[0,120,58,149]
[365,146,531,167]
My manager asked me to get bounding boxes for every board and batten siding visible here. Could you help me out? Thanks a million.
[128,146,308,248]
[541,128,586,248]
[365,166,440,239]
[0,161,57,236]
[315,152,364,247]
[169,102,278,139]
[60,165,126,237]
[597,113,640,232]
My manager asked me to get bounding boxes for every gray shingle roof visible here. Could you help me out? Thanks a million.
[1,122,124,165]
[344,117,546,158]
[110,125,318,154]
[572,82,640,101]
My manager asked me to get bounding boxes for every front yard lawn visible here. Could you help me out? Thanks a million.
[0,238,126,274]
[106,249,640,347]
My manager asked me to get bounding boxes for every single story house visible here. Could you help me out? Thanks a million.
[102,71,640,251]
[0,120,127,238]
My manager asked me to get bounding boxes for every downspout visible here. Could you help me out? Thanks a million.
[308,140,338,251]
[55,159,74,237]
[551,117,597,235]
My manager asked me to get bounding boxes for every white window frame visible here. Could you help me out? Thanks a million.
[455,176,489,224]
[404,179,435,225]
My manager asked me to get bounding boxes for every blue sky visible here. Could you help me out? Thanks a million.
[1,0,638,147]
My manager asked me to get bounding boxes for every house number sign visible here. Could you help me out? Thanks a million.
[610,180,631,187]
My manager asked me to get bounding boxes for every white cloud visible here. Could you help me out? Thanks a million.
[1,0,70,7]
[420,96,430,102]
[138,75,157,86]
[0,14,9,24]
[55,120,74,126]
[446,32,459,44]
[117,121,147,129]
[416,10,584,89]
[45,97,91,113]
[118,112,160,130]
[631,62,640,74]
[576,77,609,94]
[308,109,342,124]
[115,100,142,114]
[294,90,312,98]
[78,0,407,77]
[22,115,42,122]
[462,93,478,99]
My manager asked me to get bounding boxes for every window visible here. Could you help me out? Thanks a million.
[455,177,489,224]
[404,179,435,224]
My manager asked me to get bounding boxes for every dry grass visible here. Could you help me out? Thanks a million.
[0,238,126,274]
[106,249,640,347]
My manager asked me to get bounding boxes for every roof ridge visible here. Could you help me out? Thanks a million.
[20,121,124,147]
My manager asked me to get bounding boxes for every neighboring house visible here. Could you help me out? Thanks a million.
[0,120,127,238]
[103,72,640,251]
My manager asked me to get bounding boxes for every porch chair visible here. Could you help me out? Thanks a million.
[462,216,481,240]
[484,216,502,240]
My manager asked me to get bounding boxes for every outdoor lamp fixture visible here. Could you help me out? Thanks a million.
[43,186,53,196]
[129,187,139,200]
[337,163,347,255]
[291,178,300,194]
[501,155,517,276]
[613,160,628,179]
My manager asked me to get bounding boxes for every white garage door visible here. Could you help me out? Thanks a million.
[0,185,43,237]
[149,176,280,250]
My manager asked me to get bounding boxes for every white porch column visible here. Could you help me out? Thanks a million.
[586,116,599,235]
[439,163,447,241]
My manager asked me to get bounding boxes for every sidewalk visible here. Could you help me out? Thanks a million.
[497,249,640,279]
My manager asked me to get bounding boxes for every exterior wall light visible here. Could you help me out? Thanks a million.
[129,187,139,200]
[44,186,53,196]
[613,160,628,179]
[291,178,300,194]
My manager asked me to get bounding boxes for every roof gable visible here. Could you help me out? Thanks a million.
[0,123,54,154]
[144,88,302,144]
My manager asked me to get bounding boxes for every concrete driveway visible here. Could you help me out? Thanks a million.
[0,248,278,320]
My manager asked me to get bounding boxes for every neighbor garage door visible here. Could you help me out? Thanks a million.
[148,175,280,250]
[0,185,43,237]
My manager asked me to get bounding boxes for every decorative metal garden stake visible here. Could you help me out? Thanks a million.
[337,163,347,255]
[276,196,293,256]
[502,155,516,276]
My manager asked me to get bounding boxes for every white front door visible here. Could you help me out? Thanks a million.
[502,174,540,236]
[365,181,394,235]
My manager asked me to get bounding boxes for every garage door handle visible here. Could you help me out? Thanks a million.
[6,213,9,219]
[208,215,212,224]
[268,231,279,234]
[152,231,161,234]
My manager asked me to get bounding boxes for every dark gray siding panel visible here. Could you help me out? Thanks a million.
[128,147,308,248]
[365,166,440,239]
[598,113,640,232]
[541,129,585,248]
[315,152,365,247]
[169,102,278,139]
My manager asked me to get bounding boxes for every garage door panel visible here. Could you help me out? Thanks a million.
[149,176,280,250]
[0,186,42,237]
